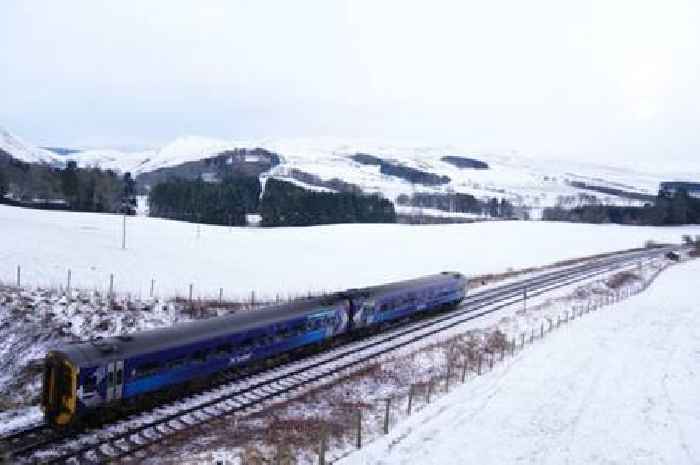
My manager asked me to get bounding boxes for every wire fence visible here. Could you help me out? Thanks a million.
[170,265,668,465]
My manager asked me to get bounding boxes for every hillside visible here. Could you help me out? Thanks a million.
[4,126,700,213]
[66,139,700,211]
[0,127,58,165]
[340,257,700,465]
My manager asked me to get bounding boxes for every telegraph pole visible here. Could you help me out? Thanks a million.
[122,214,126,250]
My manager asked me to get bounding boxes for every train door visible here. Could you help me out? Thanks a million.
[346,298,356,332]
[105,360,125,402]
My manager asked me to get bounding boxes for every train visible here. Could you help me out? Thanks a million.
[41,272,468,427]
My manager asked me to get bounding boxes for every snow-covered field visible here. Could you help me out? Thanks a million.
[1,204,699,301]
[340,258,700,465]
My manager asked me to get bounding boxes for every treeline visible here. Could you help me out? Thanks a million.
[148,176,261,225]
[396,192,516,218]
[351,154,450,186]
[543,191,700,225]
[441,156,489,170]
[0,152,135,213]
[261,178,396,226]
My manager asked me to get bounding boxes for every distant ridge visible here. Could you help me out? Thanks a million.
[0,126,58,164]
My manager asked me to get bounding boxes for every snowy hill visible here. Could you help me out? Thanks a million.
[3,124,700,209]
[66,137,700,209]
[0,126,58,164]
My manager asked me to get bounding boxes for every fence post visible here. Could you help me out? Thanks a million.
[109,273,114,304]
[510,339,515,357]
[477,353,482,375]
[16,265,20,288]
[520,333,525,349]
[445,362,452,392]
[150,279,155,298]
[407,385,415,415]
[427,379,433,403]
[461,362,468,383]
[356,409,362,448]
[66,269,71,297]
[530,328,534,344]
[251,290,256,307]
[219,287,223,305]
[383,398,391,434]
[189,283,194,308]
[318,426,327,465]
[275,442,282,465]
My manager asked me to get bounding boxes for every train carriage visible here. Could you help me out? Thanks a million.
[41,272,467,427]
[351,272,467,328]
[42,296,351,426]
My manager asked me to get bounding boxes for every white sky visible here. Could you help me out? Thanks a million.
[1,0,699,164]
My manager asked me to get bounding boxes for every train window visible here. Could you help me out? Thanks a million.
[238,339,253,352]
[215,343,232,356]
[168,357,186,369]
[83,374,97,393]
[116,369,123,385]
[136,361,161,378]
[192,350,208,363]
[279,327,293,339]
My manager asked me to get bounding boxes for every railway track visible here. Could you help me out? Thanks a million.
[1,246,676,464]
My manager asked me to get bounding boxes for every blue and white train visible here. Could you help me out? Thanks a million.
[41,272,467,427]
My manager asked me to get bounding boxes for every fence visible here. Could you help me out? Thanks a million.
[2,264,328,316]
[0,261,671,464]
[189,264,669,465]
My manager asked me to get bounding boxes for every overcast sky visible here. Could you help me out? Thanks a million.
[1,0,699,164]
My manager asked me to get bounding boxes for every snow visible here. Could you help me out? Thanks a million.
[54,134,700,208]
[3,124,700,207]
[0,126,58,164]
[1,204,699,302]
[394,205,484,219]
[339,258,700,465]
[67,136,241,175]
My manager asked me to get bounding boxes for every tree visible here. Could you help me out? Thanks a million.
[148,176,258,226]
[121,172,137,214]
[61,161,80,207]
[488,198,500,217]
[0,169,7,197]
[260,178,395,227]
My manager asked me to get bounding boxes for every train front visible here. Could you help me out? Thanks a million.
[41,350,78,427]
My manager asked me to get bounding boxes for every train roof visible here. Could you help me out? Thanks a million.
[58,295,343,366]
[357,272,465,298]
[56,272,466,367]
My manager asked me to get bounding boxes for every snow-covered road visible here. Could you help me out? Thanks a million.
[340,259,700,465]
